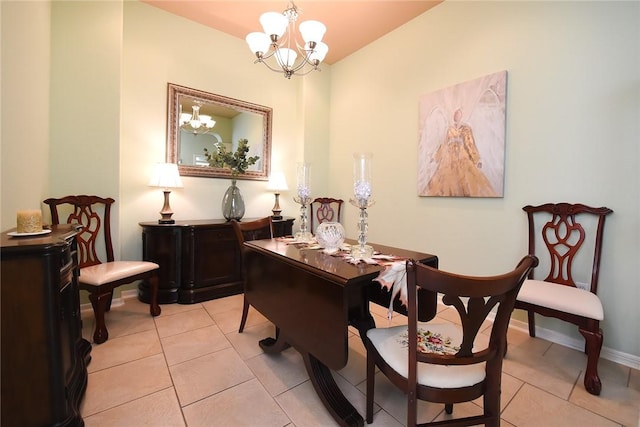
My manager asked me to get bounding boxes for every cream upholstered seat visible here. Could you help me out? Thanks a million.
[365,256,537,427]
[44,195,161,344]
[514,203,612,396]
[79,261,159,286]
[518,279,604,320]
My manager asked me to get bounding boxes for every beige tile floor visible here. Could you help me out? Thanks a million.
[80,295,640,427]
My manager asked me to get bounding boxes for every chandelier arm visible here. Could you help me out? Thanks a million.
[255,58,290,75]
[294,47,321,69]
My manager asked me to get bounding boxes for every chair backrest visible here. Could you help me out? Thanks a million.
[231,217,273,245]
[44,195,115,268]
[524,203,612,294]
[310,197,343,232]
[405,255,538,376]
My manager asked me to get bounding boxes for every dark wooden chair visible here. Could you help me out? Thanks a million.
[514,202,613,395]
[366,256,538,427]
[231,217,273,333]
[310,197,343,232]
[44,195,161,344]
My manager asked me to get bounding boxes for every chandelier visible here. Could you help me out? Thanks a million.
[246,1,329,79]
[180,104,216,135]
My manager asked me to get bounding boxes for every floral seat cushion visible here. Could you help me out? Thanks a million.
[366,322,486,389]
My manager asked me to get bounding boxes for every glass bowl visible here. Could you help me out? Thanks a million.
[315,222,345,253]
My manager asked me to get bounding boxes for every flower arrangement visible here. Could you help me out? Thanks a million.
[204,138,260,178]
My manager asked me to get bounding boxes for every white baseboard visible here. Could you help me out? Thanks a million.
[435,294,640,370]
[79,289,138,315]
[508,317,640,370]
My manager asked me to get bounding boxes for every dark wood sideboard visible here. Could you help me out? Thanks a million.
[1,224,91,427]
[138,217,294,304]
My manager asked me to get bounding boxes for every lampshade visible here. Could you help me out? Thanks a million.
[307,41,329,63]
[266,171,289,192]
[275,48,297,68]
[260,11,288,38]
[299,20,326,44]
[246,32,271,54]
[148,163,184,189]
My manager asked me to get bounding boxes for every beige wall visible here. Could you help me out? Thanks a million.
[1,1,51,226]
[119,1,330,261]
[330,1,639,359]
[1,1,638,362]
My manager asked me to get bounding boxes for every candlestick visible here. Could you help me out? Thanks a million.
[293,162,313,242]
[350,153,374,259]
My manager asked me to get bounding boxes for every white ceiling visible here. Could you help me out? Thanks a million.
[142,1,442,65]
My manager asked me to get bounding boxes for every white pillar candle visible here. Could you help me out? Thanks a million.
[353,152,373,200]
[17,209,43,233]
[296,162,311,200]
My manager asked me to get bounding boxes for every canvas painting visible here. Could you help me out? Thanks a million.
[417,71,507,197]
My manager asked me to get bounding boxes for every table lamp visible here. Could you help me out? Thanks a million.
[266,171,288,220]
[149,163,184,224]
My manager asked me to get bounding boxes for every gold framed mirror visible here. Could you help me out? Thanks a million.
[166,83,272,180]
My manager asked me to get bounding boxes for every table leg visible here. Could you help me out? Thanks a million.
[259,327,291,354]
[350,312,376,346]
[302,352,364,427]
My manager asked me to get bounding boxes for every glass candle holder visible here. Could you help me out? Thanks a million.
[293,162,313,242]
[350,153,374,259]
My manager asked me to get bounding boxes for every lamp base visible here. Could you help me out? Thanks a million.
[158,190,175,224]
[271,193,283,221]
[271,215,283,220]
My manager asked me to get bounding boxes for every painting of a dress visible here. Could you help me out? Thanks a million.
[418,71,507,197]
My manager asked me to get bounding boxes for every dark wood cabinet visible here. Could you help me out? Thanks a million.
[1,224,91,427]
[138,217,294,304]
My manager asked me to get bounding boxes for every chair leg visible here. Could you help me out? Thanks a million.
[238,294,250,333]
[88,290,112,344]
[579,326,603,395]
[148,272,161,317]
[366,346,375,424]
[527,310,536,337]
[483,381,500,427]
[105,293,114,312]
[408,394,417,427]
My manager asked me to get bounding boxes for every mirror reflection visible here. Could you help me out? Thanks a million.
[166,83,272,179]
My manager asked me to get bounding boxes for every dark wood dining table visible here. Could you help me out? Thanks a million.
[242,238,438,427]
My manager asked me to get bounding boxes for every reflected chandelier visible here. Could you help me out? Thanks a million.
[180,104,216,135]
[246,1,328,79]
